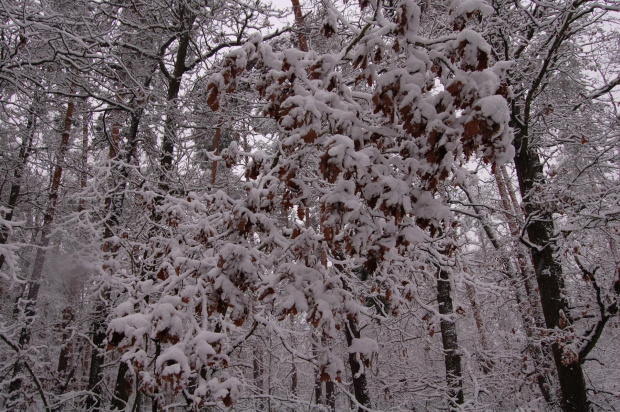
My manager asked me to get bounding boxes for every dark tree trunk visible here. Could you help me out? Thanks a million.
[85,277,111,410]
[0,96,38,270]
[152,341,161,412]
[513,129,589,412]
[314,373,322,405]
[210,124,221,185]
[313,341,322,406]
[159,10,195,194]
[88,104,146,410]
[57,306,75,378]
[110,361,132,411]
[465,284,486,350]
[87,112,123,410]
[343,318,371,412]
[253,344,264,410]
[436,269,464,409]
[7,98,75,404]
[326,379,336,411]
[78,109,90,213]
[461,183,555,404]
[57,104,90,393]
[289,0,308,52]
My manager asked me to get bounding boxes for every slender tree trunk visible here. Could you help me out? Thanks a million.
[86,111,123,411]
[0,96,38,271]
[332,252,371,411]
[314,371,322,406]
[462,183,555,404]
[57,104,90,391]
[78,109,90,213]
[291,354,298,397]
[290,317,298,397]
[312,340,323,406]
[110,361,131,411]
[495,169,557,403]
[152,341,161,412]
[436,269,464,409]
[290,0,308,52]
[499,166,522,216]
[495,170,542,317]
[90,107,146,410]
[253,343,264,410]
[343,318,371,412]
[7,98,75,404]
[57,306,75,377]
[513,128,589,412]
[211,123,221,185]
[159,11,195,193]
[465,283,487,350]
[326,379,336,411]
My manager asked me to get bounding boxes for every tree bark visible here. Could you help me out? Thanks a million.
[211,123,221,185]
[57,306,75,378]
[57,104,90,391]
[110,361,132,411]
[326,379,336,411]
[290,0,308,52]
[290,316,298,397]
[465,283,487,351]
[436,269,464,409]
[494,170,542,315]
[461,183,555,404]
[253,343,264,410]
[86,110,124,411]
[0,95,38,271]
[88,107,145,410]
[78,109,90,213]
[159,10,195,193]
[343,318,371,412]
[7,97,75,404]
[513,131,589,411]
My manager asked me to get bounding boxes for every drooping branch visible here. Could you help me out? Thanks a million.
[574,256,618,363]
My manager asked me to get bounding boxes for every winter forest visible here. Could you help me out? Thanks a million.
[1,0,620,411]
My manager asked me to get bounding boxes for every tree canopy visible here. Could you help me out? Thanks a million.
[0,0,619,411]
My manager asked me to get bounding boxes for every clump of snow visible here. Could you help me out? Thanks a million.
[476,95,509,125]
[156,343,191,385]
[347,337,379,356]
[450,0,494,18]
[107,313,150,349]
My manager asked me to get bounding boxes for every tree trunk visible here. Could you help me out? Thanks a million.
[0,95,38,271]
[326,379,336,411]
[465,283,487,351]
[86,111,123,411]
[495,168,557,403]
[110,361,132,411]
[78,109,90,213]
[314,371,322,406]
[7,97,75,403]
[495,170,543,319]
[211,123,222,185]
[436,269,464,409]
[253,343,264,410]
[513,134,589,412]
[159,11,195,193]
[343,318,371,412]
[290,0,308,52]
[88,106,146,410]
[462,183,555,403]
[57,103,90,392]
[312,341,323,406]
[57,306,75,378]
